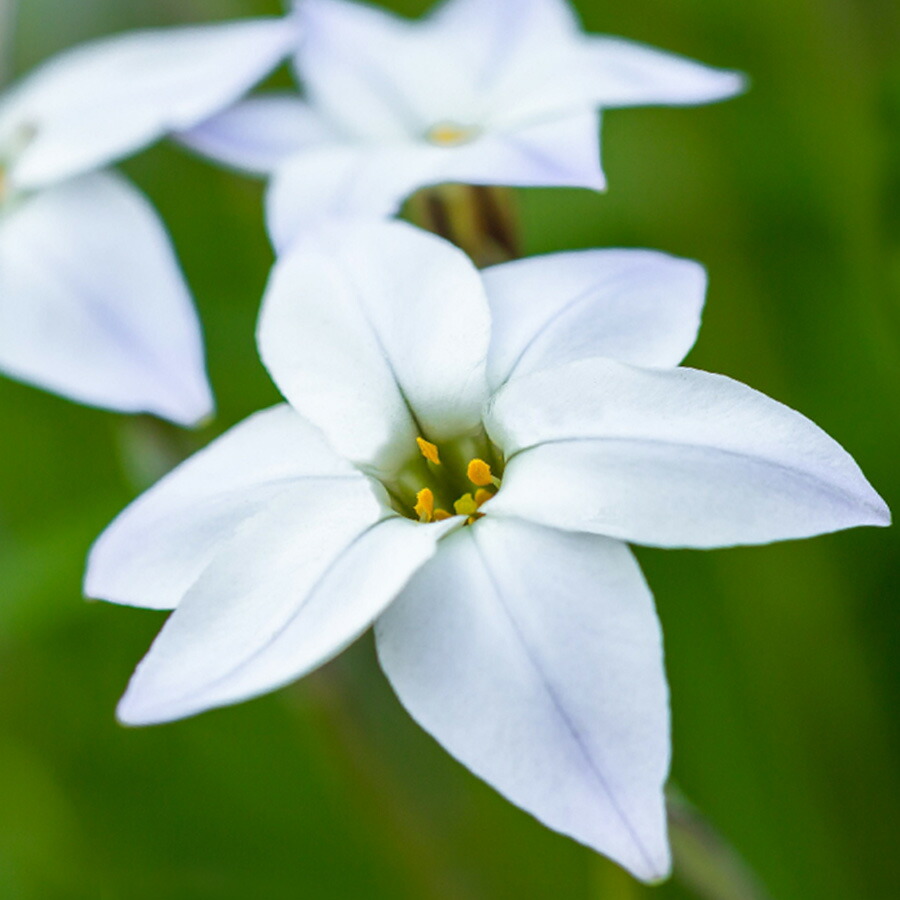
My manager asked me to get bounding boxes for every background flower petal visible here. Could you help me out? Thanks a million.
[376,517,671,882]
[0,171,213,426]
[580,36,746,108]
[487,358,890,547]
[266,114,603,249]
[0,16,299,188]
[177,95,338,176]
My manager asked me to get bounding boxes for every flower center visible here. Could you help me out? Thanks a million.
[425,121,480,148]
[389,434,504,525]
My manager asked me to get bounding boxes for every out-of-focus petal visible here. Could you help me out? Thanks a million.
[258,219,490,475]
[580,36,746,108]
[295,0,452,139]
[267,113,602,250]
[86,405,362,610]
[377,517,671,882]
[0,171,213,425]
[0,17,300,188]
[177,95,338,175]
[486,358,890,547]
[484,249,706,390]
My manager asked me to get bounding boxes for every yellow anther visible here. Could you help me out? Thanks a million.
[467,458,494,486]
[417,437,441,465]
[453,493,479,517]
[474,488,493,508]
[426,121,476,147]
[414,488,435,523]
[434,508,452,521]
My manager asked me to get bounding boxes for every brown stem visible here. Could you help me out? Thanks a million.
[406,184,522,267]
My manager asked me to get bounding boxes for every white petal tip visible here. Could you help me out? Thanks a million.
[149,388,215,429]
[721,72,751,100]
[868,499,891,528]
[601,829,671,884]
[116,690,177,728]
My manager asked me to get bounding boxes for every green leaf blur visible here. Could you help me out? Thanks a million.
[1,1,898,897]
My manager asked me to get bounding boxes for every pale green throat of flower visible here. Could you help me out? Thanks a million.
[400,435,504,524]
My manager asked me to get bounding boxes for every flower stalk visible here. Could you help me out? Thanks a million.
[406,184,521,267]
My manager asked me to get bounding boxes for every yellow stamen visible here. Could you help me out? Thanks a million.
[414,488,435,523]
[434,509,452,521]
[453,493,479,517]
[474,488,493,508]
[426,121,476,147]
[417,437,441,465]
[467,458,493,486]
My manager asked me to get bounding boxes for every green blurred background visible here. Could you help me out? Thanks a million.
[2,0,899,897]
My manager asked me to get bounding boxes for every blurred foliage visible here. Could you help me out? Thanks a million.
[1,0,899,897]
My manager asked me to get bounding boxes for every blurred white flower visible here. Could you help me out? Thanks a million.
[86,222,887,880]
[180,0,745,249]
[0,16,300,423]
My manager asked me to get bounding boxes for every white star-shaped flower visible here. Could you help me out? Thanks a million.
[85,221,887,881]
[179,0,745,249]
[0,15,300,423]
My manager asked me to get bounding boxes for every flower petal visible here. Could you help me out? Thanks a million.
[258,219,490,475]
[117,492,457,726]
[295,0,439,139]
[0,17,299,189]
[484,249,706,390]
[0,171,213,425]
[295,0,597,135]
[266,112,602,250]
[376,517,671,882]
[486,359,890,547]
[581,36,746,108]
[266,143,443,250]
[176,95,338,175]
[86,405,361,610]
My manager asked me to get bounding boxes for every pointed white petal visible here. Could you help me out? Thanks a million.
[582,36,746,109]
[295,0,586,138]
[376,517,671,882]
[295,0,449,140]
[118,492,457,726]
[484,249,706,390]
[0,172,213,425]
[266,144,440,250]
[0,17,300,188]
[267,113,602,250]
[86,405,362,610]
[258,219,490,475]
[177,95,338,175]
[424,0,594,129]
[487,359,890,547]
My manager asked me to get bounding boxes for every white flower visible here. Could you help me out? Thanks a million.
[85,222,887,881]
[0,15,300,423]
[179,0,745,249]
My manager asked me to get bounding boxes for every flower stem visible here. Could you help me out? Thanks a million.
[667,787,774,900]
[293,645,484,899]
[114,416,206,492]
[405,184,522,267]
[0,0,18,85]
